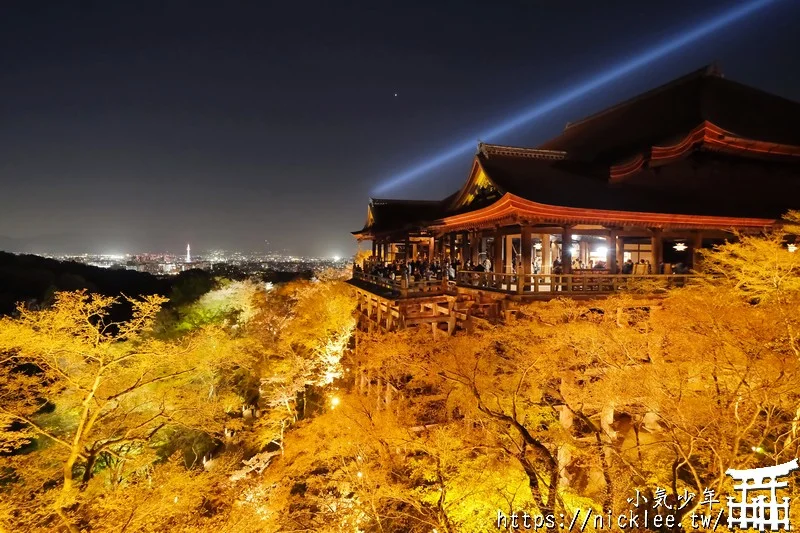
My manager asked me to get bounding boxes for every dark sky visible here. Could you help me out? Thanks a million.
[2,1,800,257]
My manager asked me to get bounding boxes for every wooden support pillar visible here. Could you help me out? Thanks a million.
[427,237,435,262]
[608,230,619,274]
[650,229,662,273]
[470,231,480,266]
[436,234,446,263]
[504,234,514,274]
[542,233,551,274]
[692,231,704,270]
[411,243,418,260]
[404,236,410,262]
[616,234,624,271]
[371,240,377,259]
[520,226,532,293]
[493,229,503,274]
[449,233,457,264]
[460,231,469,264]
[561,226,573,274]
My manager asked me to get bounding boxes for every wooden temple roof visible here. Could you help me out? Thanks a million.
[352,198,449,238]
[429,193,777,233]
[540,64,800,164]
[354,66,800,239]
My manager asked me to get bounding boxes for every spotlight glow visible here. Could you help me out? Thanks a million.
[373,0,780,194]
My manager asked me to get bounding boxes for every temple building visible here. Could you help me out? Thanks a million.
[353,65,800,298]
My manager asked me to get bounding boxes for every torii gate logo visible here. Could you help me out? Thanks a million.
[726,459,799,531]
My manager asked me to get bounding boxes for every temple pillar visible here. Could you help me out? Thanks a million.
[608,230,619,273]
[371,240,377,260]
[504,234,514,273]
[650,229,662,273]
[692,231,704,270]
[449,233,457,264]
[404,237,410,262]
[521,226,532,291]
[542,233,551,274]
[561,226,573,273]
[427,237,435,262]
[411,243,418,260]
[616,234,624,271]
[460,231,469,264]
[493,229,503,275]
[471,231,479,266]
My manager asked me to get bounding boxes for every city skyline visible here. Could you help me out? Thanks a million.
[2,1,800,256]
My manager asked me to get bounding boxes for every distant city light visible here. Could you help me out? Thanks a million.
[333,255,341,262]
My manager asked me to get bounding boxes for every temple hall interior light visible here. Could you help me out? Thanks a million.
[674,242,688,252]
[596,246,608,256]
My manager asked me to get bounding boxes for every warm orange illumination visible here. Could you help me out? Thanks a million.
[430,193,778,233]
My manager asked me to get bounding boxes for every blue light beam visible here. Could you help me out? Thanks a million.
[374,0,781,195]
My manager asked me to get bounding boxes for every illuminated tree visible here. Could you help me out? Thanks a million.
[0,290,254,531]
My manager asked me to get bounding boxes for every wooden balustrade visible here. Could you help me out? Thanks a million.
[456,270,695,295]
[355,269,694,297]
[352,271,448,296]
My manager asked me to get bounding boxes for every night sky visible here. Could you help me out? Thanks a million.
[2,1,800,257]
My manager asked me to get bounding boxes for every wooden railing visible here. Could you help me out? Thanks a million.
[355,269,694,297]
[456,271,695,295]
[352,271,448,297]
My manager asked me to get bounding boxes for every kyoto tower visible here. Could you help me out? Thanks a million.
[186,243,191,263]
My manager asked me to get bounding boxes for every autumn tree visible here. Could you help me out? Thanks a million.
[0,290,255,531]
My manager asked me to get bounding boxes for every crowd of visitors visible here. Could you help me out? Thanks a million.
[354,259,458,283]
[354,255,692,284]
